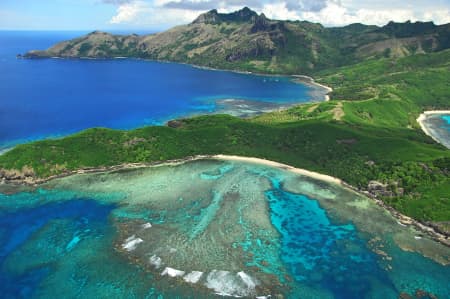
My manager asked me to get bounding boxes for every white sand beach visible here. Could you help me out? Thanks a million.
[292,75,333,101]
[213,155,342,184]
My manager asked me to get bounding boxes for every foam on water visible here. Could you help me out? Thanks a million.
[161,267,185,277]
[205,270,259,297]
[237,271,259,290]
[149,255,163,269]
[183,271,204,283]
[122,235,144,251]
[141,222,152,229]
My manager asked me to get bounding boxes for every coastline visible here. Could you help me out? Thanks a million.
[291,75,333,101]
[417,110,450,149]
[173,62,333,102]
[187,64,333,102]
[1,154,448,248]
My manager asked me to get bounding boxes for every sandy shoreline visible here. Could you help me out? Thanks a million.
[291,75,333,101]
[417,110,450,149]
[212,155,341,184]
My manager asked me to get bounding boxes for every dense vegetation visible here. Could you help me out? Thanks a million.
[2,49,450,227]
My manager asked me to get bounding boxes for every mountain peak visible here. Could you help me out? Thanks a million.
[380,20,437,38]
[192,7,259,25]
[192,9,219,24]
[233,7,257,18]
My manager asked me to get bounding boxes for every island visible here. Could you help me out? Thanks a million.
[1,7,450,298]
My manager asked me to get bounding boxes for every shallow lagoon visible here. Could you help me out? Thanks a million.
[0,159,449,298]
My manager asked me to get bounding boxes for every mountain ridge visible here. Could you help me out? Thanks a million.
[24,7,450,74]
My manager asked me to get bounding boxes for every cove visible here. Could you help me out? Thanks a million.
[0,31,323,150]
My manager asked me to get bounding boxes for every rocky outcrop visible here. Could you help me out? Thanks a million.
[192,7,258,25]
[368,180,395,197]
[250,14,270,33]
[167,120,185,128]
[0,166,36,184]
[192,9,221,25]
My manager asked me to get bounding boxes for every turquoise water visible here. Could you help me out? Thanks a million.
[0,160,449,298]
[442,115,450,128]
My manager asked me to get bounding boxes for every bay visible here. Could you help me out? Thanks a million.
[0,31,317,150]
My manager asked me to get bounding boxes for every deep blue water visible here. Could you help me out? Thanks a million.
[0,31,312,150]
[0,197,116,298]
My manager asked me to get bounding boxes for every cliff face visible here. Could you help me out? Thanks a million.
[24,7,450,74]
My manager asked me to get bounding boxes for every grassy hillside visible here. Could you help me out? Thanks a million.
[2,50,450,225]
[253,50,450,128]
[24,7,450,75]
